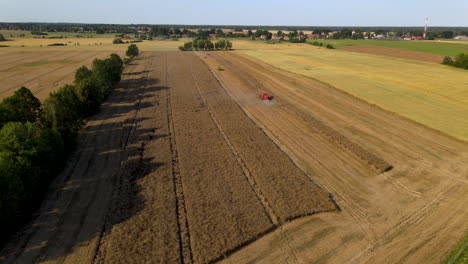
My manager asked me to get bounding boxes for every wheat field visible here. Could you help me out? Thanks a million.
[232,40,468,142]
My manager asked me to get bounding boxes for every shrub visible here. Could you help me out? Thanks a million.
[0,34,5,41]
[113,38,124,44]
[442,56,454,66]
[453,53,468,69]
[443,53,468,70]
[47,43,65,46]
[126,44,139,57]
[326,44,335,49]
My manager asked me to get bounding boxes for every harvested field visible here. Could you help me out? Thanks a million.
[0,50,124,100]
[0,51,335,264]
[341,45,446,63]
[238,43,468,142]
[201,51,468,263]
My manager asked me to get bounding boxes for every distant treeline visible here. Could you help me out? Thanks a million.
[0,46,139,245]
[1,22,467,39]
[179,39,232,51]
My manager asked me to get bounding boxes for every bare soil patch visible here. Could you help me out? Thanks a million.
[341,45,446,63]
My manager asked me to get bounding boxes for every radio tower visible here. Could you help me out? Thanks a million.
[423,17,429,39]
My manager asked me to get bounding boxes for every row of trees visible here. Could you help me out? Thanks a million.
[0,48,132,245]
[442,54,468,69]
[179,39,232,51]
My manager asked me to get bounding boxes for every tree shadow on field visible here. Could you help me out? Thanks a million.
[0,71,172,263]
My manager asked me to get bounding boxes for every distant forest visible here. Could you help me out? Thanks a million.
[1,22,468,34]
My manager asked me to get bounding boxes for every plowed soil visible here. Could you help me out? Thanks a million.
[0,51,335,264]
[201,51,468,264]
[0,50,124,100]
[341,45,446,63]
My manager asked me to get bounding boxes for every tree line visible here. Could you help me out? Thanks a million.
[179,39,232,51]
[0,46,137,245]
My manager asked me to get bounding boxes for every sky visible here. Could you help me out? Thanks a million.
[1,0,468,27]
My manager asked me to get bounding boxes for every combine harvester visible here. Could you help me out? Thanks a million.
[259,92,273,100]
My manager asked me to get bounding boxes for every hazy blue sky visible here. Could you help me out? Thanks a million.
[1,0,467,26]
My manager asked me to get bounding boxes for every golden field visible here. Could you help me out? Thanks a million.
[232,40,468,142]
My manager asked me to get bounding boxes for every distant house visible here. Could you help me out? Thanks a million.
[209,34,217,38]
[271,35,282,40]
[413,36,424,40]
[282,36,290,40]
[123,34,131,39]
[260,35,267,39]
[454,35,468,40]
[403,36,412,41]
[374,34,385,39]
[296,35,304,39]
[308,34,320,39]
[181,34,191,38]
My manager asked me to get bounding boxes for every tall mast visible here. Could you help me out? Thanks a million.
[423,17,429,39]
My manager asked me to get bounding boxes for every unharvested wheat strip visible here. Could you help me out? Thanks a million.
[166,52,273,264]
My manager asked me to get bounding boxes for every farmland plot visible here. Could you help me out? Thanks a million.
[0,50,124,100]
[0,51,335,264]
[202,51,468,264]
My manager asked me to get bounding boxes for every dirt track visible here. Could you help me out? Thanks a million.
[0,52,334,264]
[341,45,446,63]
[201,51,468,263]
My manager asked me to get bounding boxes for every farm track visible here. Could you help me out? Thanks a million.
[201,51,468,264]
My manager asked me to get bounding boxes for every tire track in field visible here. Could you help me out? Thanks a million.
[165,52,193,264]
[91,55,154,264]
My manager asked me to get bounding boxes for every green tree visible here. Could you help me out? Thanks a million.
[440,31,454,39]
[0,122,63,240]
[42,85,84,148]
[126,44,139,57]
[75,78,102,114]
[0,87,41,127]
[74,66,93,84]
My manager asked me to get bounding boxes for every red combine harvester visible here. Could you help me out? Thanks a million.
[259,92,270,100]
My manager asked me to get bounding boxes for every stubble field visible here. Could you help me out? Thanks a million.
[201,51,468,263]
[233,40,468,142]
[1,36,467,264]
